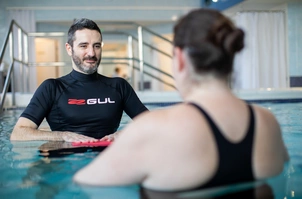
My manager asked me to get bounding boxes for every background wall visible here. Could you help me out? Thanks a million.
[0,0,201,48]
[1,0,302,91]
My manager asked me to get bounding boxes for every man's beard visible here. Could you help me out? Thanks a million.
[72,51,101,74]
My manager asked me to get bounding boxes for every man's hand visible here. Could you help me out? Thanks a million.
[62,132,98,143]
[11,117,99,142]
[99,131,120,142]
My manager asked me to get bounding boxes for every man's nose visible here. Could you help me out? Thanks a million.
[87,46,96,56]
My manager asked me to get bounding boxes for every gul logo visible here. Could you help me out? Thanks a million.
[68,99,85,105]
[68,98,115,105]
[87,98,115,104]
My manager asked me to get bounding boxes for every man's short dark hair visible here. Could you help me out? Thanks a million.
[67,18,102,47]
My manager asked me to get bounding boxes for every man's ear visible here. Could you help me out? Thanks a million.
[174,47,185,72]
[65,43,72,56]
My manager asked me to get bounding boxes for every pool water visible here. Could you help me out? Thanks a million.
[0,102,302,199]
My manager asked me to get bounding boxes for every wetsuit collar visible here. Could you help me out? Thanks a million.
[70,70,98,81]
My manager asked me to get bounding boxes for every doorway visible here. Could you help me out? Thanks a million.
[35,38,59,86]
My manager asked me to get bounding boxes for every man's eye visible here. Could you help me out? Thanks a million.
[95,45,101,48]
[80,45,87,48]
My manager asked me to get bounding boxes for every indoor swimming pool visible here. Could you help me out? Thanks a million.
[0,102,301,199]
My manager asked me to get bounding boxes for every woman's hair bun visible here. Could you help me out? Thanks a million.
[223,28,245,54]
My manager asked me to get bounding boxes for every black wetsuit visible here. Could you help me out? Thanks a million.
[189,102,255,189]
[21,70,148,139]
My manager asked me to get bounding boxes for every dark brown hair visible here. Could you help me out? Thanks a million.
[173,8,244,76]
[67,18,102,47]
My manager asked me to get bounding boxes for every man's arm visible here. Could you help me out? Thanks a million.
[10,117,98,142]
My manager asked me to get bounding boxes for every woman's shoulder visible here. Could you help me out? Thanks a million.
[251,104,280,129]
[251,103,288,179]
[143,103,194,120]
[127,103,206,139]
[124,103,190,131]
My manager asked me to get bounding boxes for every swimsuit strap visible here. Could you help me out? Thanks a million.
[187,102,255,189]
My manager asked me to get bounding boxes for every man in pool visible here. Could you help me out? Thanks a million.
[10,18,148,142]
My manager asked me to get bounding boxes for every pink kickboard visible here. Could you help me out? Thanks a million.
[71,140,112,147]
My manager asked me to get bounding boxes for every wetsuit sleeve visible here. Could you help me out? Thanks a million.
[119,79,148,119]
[20,79,57,126]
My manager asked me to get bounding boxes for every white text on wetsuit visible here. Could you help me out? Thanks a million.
[87,98,115,105]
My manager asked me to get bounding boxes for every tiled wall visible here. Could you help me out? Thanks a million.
[288,1,302,87]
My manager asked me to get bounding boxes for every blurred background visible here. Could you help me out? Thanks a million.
[0,0,301,96]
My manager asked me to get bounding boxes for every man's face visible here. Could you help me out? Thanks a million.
[66,29,103,74]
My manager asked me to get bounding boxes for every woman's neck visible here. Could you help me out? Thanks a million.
[181,77,231,101]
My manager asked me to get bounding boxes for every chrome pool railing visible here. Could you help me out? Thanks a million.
[0,20,29,113]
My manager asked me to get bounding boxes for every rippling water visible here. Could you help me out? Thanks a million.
[0,103,301,199]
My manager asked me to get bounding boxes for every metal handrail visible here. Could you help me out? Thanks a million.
[0,20,29,113]
[139,25,172,43]
[102,26,174,90]
[0,61,13,111]
[95,62,175,89]
[99,24,174,91]
[101,57,173,78]
[0,20,28,64]
[102,31,172,58]
[28,58,175,90]
[98,20,172,43]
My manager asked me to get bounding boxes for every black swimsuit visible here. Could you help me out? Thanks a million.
[188,102,255,189]
[21,70,148,138]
